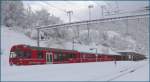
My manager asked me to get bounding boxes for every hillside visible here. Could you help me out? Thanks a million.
[1,26,149,81]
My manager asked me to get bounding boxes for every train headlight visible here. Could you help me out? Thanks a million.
[10,52,16,58]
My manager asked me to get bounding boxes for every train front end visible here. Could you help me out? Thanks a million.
[9,44,30,65]
[9,44,46,65]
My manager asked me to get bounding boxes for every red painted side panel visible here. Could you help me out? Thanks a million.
[9,44,127,65]
[31,50,37,59]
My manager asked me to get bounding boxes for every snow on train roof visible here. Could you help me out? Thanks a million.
[115,49,137,53]
[28,45,78,52]
[116,50,139,54]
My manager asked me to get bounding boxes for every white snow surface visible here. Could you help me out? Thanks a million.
[1,26,149,81]
[1,26,36,55]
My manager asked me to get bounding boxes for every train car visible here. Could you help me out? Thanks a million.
[9,44,116,65]
[9,44,46,65]
[9,44,146,66]
[9,44,81,65]
[79,52,96,62]
[98,54,115,61]
[118,52,147,61]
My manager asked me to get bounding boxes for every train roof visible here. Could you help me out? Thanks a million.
[79,51,121,55]
[12,44,122,55]
[28,45,78,53]
[117,51,144,55]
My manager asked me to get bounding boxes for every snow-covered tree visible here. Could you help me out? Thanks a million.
[33,9,62,26]
[1,1,25,27]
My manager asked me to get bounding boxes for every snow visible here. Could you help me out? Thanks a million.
[2,61,149,81]
[1,26,36,55]
[42,29,122,55]
[103,30,137,52]
[1,26,149,81]
[112,61,149,81]
[104,31,121,39]
[46,41,121,55]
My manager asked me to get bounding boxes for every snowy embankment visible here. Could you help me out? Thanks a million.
[1,26,149,81]
[2,61,149,81]
[1,26,37,66]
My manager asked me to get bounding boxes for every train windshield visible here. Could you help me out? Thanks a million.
[11,48,32,58]
[16,50,31,58]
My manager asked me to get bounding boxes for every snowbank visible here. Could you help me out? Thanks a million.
[1,26,37,55]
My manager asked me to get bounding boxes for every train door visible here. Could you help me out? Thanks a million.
[46,52,53,64]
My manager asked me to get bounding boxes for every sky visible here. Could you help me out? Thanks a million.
[23,1,148,23]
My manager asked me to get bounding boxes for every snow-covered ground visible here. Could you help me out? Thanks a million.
[1,60,149,81]
[1,26,149,81]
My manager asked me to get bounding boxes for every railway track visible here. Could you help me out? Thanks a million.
[88,60,148,81]
[107,61,148,81]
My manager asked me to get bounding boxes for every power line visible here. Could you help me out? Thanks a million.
[104,8,148,16]
[36,14,149,29]
[43,2,67,13]
[42,2,82,22]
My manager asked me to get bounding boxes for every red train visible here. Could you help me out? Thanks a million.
[9,44,144,66]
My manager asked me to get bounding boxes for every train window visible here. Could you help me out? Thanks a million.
[63,54,67,60]
[59,54,63,61]
[14,48,31,58]
[54,53,64,61]
[16,50,24,58]
[128,55,132,60]
[54,53,63,61]
[25,51,31,58]
[69,54,72,58]
[54,53,59,61]
[37,51,43,59]
[73,54,76,58]
[54,54,57,59]
[67,54,76,58]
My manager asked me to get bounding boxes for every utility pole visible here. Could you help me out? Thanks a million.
[101,5,105,18]
[76,25,80,38]
[72,37,75,50]
[115,1,120,14]
[67,10,73,23]
[90,48,98,62]
[37,28,40,47]
[88,5,93,20]
[88,5,94,41]
[67,10,74,50]
[72,37,80,50]
[126,19,129,35]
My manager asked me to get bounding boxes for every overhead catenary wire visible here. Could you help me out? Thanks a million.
[36,1,83,47]
[36,14,149,30]
[42,2,67,13]
[42,2,81,22]
[94,1,121,17]
[36,13,149,46]
[34,2,149,49]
